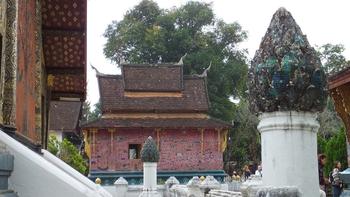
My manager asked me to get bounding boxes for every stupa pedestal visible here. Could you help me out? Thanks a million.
[247,7,328,197]
[259,111,319,196]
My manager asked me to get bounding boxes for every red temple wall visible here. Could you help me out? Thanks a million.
[16,0,40,144]
[90,128,223,171]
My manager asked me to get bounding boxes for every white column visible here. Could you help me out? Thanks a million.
[143,162,157,191]
[139,162,160,197]
[258,111,320,197]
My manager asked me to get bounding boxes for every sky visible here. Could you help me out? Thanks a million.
[87,0,350,106]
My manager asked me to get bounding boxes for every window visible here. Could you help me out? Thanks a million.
[129,144,141,159]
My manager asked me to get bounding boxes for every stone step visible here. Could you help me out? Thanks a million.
[0,190,18,197]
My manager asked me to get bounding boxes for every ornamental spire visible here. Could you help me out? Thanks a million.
[140,136,159,162]
[248,7,327,113]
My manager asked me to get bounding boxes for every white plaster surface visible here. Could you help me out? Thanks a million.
[0,129,112,197]
[142,162,157,191]
[0,140,7,153]
[258,111,320,197]
[139,162,160,197]
[114,177,128,197]
[104,185,165,197]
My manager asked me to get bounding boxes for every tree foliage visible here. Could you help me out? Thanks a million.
[318,127,347,176]
[103,0,248,121]
[317,43,349,75]
[48,135,88,175]
[316,44,348,176]
[225,100,260,170]
[81,101,102,124]
[317,98,344,138]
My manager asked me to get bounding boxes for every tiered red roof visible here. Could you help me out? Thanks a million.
[83,64,230,129]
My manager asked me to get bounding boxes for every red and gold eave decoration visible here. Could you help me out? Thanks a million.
[42,0,87,100]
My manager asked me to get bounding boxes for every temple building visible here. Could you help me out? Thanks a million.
[83,64,231,183]
[48,101,83,145]
[0,0,86,150]
[0,1,111,197]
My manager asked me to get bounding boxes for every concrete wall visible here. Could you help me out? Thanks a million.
[91,128,222,171]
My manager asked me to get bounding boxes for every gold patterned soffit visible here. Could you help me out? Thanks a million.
[47,74,54,87]
[332,88,350,140]
[124,91,183,98]
[102,113,209,119]
[338,85,350,114]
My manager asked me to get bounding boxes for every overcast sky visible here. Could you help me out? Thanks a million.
[87,0,350,105]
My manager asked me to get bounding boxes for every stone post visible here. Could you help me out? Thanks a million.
[0,153,14,190]
[187,176,203,197]
[139,136,160,197]
[143,163,157,191]
[248,7,328,197]
[200,176,221,194]
[164,176,179,197]
[114,177,128,197]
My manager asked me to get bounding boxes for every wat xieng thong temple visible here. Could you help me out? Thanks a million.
[0,0,86,150]
[83,63,231,184]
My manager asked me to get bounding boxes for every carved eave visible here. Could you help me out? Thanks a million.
[329,67,350,89]
[329,68,350,140]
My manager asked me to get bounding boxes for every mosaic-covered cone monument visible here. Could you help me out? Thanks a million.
[248,8,327,197]
[248,8,327,113]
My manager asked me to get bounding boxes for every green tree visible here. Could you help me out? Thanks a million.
[323,127,347,176]
[81,101,102,124]
[317,98,344,138]
[48,135,88,175]
[103,0,248,121]
[91,101,102,119]
[225,100,260,170]
[317,43,348,75]
[315,44,348,176]
[81,101,92,123]
[48,135,60,156]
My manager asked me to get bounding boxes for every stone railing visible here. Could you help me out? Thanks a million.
[207,190,242,197]
[106,175,234,197]
[226,181,241,192]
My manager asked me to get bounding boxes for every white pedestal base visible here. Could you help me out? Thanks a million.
[139,162,160,197]
[258,111,320,197]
